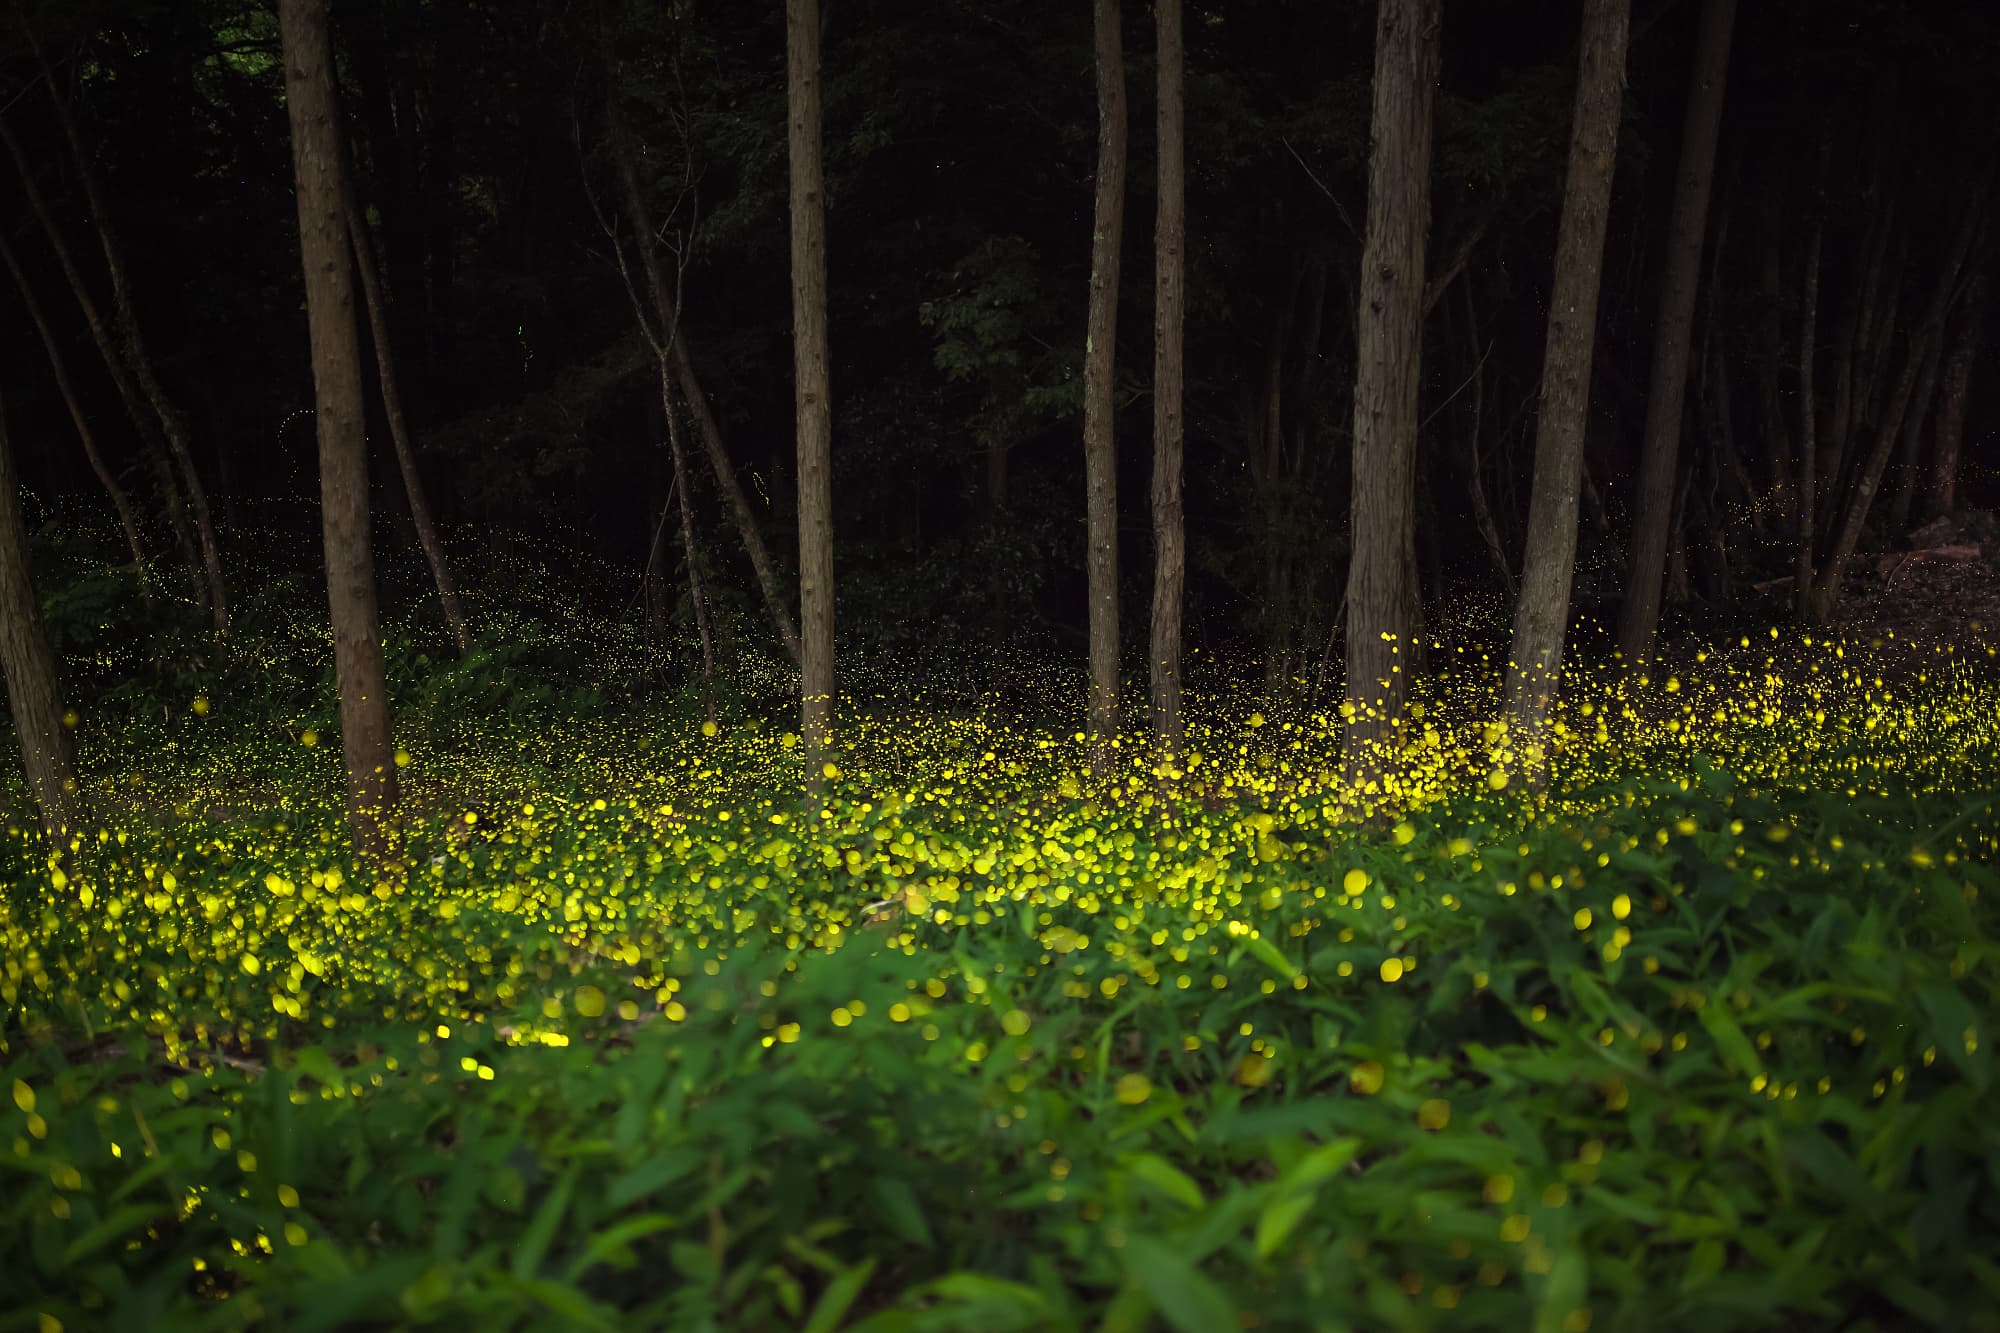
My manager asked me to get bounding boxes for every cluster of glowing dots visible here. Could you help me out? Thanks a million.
[1,632,1985,1099]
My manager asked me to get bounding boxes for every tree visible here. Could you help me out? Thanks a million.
[0,112,207,619]
[597,86,803,667]
[22,32,230,638]
[345,187,472,657]
[1614,0,1735,664]
[788,0,835,764]
[0,394,82,837]
[1925,234,1990,520]
[0,230,150,602]
[279,0,399,860]
[1810,156,1994,624]
[1794,134,1828,620]
[1149,0,1185,762]
[1342,0,1440,779]
[1084,0,1127,779]
[1501,0,1629,756]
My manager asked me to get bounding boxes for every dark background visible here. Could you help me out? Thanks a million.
[3,0,1994,687]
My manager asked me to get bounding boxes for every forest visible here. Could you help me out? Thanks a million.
[1,0,1998,1327]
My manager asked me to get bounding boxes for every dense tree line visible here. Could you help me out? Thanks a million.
[0,0,1994,853]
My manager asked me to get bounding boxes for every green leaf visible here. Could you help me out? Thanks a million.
[801,1256,879,1333]
[1696,1002,1762,1078]
[1242,934,1297,982]
[1254,1137,1360,1257]
[1120,1235,1238,1333]
[565,1212,679,1281]
[510,1165,578,1281]
[1120,1152,1205,1211]
[1254,1193,1315,1261]
[505,1275,619,1331]
[867,1176,934,1248]
[606,1147,700,1209]
[1533,1247,1588,1333]
[61,1203,167,1264]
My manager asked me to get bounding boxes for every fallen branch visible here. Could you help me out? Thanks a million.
[1877,544,1985,584]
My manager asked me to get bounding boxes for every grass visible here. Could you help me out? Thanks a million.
[3,536,1999,1331]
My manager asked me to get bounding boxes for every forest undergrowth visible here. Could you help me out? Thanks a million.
[3,541,1999,1332]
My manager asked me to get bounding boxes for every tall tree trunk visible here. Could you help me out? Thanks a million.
[1614,0,1735,664]
[1342,0,1440,779]
[0,396,82,836]
[1756,208,1794,529]
[280,0,399,860]
[1502,0,1629,756]
[345,192,471,656]
[1811,159,1994,624]
[1884,340,1941,535]
[1458,281,1515,596]
[0,113,206,615]
[787,0,836,763]
[662,367,718,726]
[1925,236,1988,520]
[0,231,150,602]
[599,96,804,666]
[1083,0,1127,778]
[24,41,229,637]
[1794,151,1825,620]
[1148,0,1186,761]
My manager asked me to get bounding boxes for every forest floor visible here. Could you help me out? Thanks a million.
[1839,507,2000,650]
[3,555,1998,1330]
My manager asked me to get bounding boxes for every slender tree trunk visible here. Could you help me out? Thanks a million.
[1148,0,1186,762]
[1083,0,1127,778]
[1615,0,1735,664]
[1825,200,1895,534]
[661,367,718,725]
[0,231,149,602]
[0,397,82,836]
[281,0,399,860]
[603,114,804,665]
[1811,160,1994,624]
[1458,281,1515,596]
[24,43,229,638]
[1885,340,1941,535]
[787,0,835,764]
[1342,0,1440,779]
[1925,237,1988,520]
[344,192,470,656]
[0,113,207,615]
[1794,162,1825,619]
[1502,0,1629,755]
[1756,210,1794,529]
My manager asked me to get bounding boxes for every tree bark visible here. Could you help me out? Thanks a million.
[601,102,804,666]
[1794,149,1826,620]
[1457,281,1515,596]
[1502,0,1629,754]
[345,192,471,656]
[787,0,836,763]
[1083,0,1127,779]
[661,366,718,725]
[0,112,206,616]
[1614,0,1735,664]
[0,396,83,836]
[1884,340,1941,535]
[280,0,399,861]
[1342,0,1440,779]
[24,41,229,638]
[1148,0,1186,762]
[1756,206,1793,530]
[1810,158,1995,624]
[0,231,150,602]
[1925,236,1989,520]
